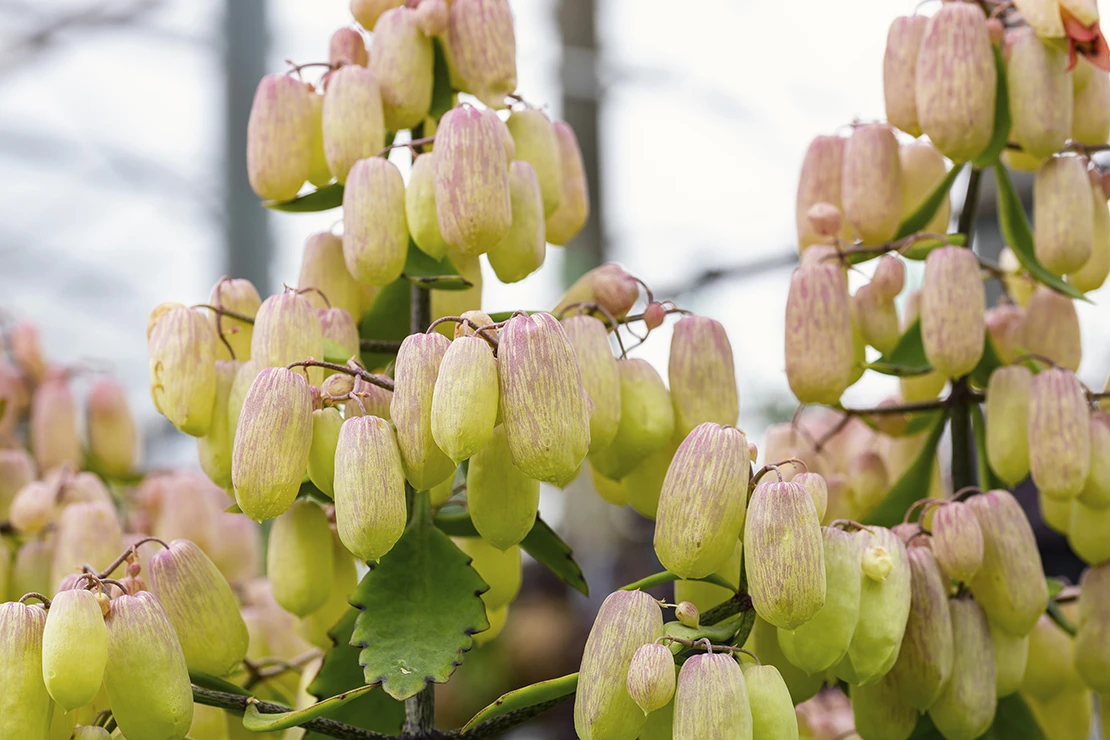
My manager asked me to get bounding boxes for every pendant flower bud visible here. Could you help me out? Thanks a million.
[406,153,451,260]
[208,278,261,362]
[488,160,547,283]
[444,0,517,109]
[343,156,409,287]
[884,16,928,136]
[1035,155,1094,276]
[931,501,985,583]
[900,141,951,235]
[986,365,1033,486]
[42,588,108,711]
[322,65,385,184]
[554,263,640,319]
[796,135,850,248]
[298,232,364,320]
[927,599,997,739]
[333,416,407,562]
[673,653,753,740]
[329,27,368,67]
[668,316,739,438]
[590,359,675,481]
[0,602,51,739]
[886,548,955,710]
[250,292,324,383]
[468,425,540,550]
[432,335,499,464]
[148,306,218,437]
[1022,286,1082,372]
[369,8,433,130]
[506,109,563,215]
[784,263,854,405]
[30,373,82,473]
[391,332,457,490]
[268,500,336,617]
[842,123,902,245]
[246,74,313,201]
[546,121,590,245]
[1029,367,1090,501]
[920,246,986,378]
[1008,27,1074,158]
[626,643,676,715]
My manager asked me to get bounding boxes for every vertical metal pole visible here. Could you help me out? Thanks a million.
[223,0,272,292]
[559,0,604,282]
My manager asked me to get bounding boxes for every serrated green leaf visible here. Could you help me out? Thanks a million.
[263,183,344,213]
[619,570,735,594]
[435,512,589,596]
[350,515,489,700]
[429,39,455,122]
[461,672,579,734]
[242,684,378,732]
[972,45,1012,169]
[402,241,472,291]
[359,278,411,370]
[994,163,1088,301]
[894,164,966,240]
[189,671,252,697]
[864,410,949,527]
[867,318,932,377]
[306,609,405,738]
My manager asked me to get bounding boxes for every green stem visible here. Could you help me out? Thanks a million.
[442,695,571,739]
[403,684,436,738]
[950,378,975,493]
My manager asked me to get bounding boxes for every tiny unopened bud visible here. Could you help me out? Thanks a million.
[986,17,1004,44]
[862,545,894,582]
[674,601,700,629]
[806,202,843,238]
[626,643,676,715]
[414,0,449,36]
[554,263,640,319]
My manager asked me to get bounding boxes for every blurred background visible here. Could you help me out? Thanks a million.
[2,0,1108,735]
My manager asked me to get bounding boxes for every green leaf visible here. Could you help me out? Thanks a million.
[894,164,965,240]
[981,694,1048,739]
[323,338,353,364]
[1047,598,1077,636]
[306,609,405,738]
[994,163,1088,301]
[619,571,736,594]
[429,39,455,122]
[189,671,252,697]
[223,502,243,514]
[867,319,932,377]
[461,672,579,734]
[242,684,379,732]
[435,512,590,596]
[262,183,344,213]
[1046,577,1066,599]
[972,45,1013,169]
[350,515,489,700]
[402,241,472,291]
[359,278,411,370]
[864,410,949,527]
[900,232,967,260]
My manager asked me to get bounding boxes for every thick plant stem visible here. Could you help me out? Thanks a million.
[403,684,436,738]
[957,167,983,245]
[950,378,976,492]
[411,283,432,334]
[441,695,573,739]
[190,685,393,740]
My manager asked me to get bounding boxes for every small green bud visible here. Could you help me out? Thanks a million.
[268,500,336,617]
[42,589,108,711]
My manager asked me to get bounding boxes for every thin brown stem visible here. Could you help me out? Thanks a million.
[92,537,169,580]
[287,361,395,392]
[18,592,51,608]
[377,135,436,158]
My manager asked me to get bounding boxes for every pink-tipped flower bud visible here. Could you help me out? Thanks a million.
[1075,563,1110,691]
[103,591,194,740]
[0,448,34,520]
[488,160,547,283]
[414,0,449,36]
[545,121,590,245]
[406,152,451,260]
[931,500,985,583]
[246,74,313,201]
[986,365,1033,486]
[1080,413,1110,508]
[673,653,753,739]
[298,232,363,321]
[626,643,676,715]
[554,263,640,319]
[86,377,139,478]
[561,315,621,454]
[148,306,218,436]
[1008,27,1073,158]
[842,123,902,245]
[745,477,826,629]
[322,65,386,184]
[334,416,408,561]
[1072,57,1110,144]
[884,16,929,136]
[9,319,46,385]
[1022,285,1082,372]
[29,374,82,473]
[329,27,368,67]
[900,140,952,234]
[149,538,249,676]
[1028,367,1090,501]
[51,501,123,589]
[854,283,900,356]
[316,307,360,363]
[391,332,457,490]
[590,358,675,481]
[369,8,433,130]
[920,246,986,378]
[0,602,51,738]
[967,489,1049,635]
[796,135,850,248]
[784,262,855,405]
[443,0,517,108]
[806,202,843,239]
[668,316,739,438]
[506,109,563,216]
[915,3,997,162]
[984,303,1026,365]
[231,367,314,521]
[1035,155,1095,275]
[431,335,500,464]
[433,105,512,254]
[643,302,666,330]
[574,591,663,739]
[342,156,409,286]
[674,601,700,629]
[498,313,591,486]
[208,278,261,362]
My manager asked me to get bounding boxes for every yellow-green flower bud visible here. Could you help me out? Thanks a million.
[431,336,499,464]
[1068,498,1110,565]
[443,0,517,109]
[852,672,918,740]
[884,16,928,136]
[626,643,676,715]
[42,588,108,710]
[0,602,51,738]
[392,332,457,490]
[842,123,902,245]
[453,537,521,610]
[250,293,324,384]
[468,425,540,550]
[1022,285,1082,372]
[927,599,997,738]
[1069,173,1110,293]
[317,307,360,363]
[1072,57,1110,144]
[208,278,261,362]
[148,306,218,437]
[921,246,985,378]
[342,156,409,287]
[268,500,336,617]
[232,367,315,521]
[308,406,343,497]
[1008,27,1073,158]
[545,121,590,245]
[488,160,546,283]
[86,377,139,477]
[406,153,451,260]
[52,501,123,591]
[322,65,385,184]
[350,0,403,30]
[368,7,433,130]
[741,662,798,740]
[561,315,621,454]
[1075,563,1110,692]
[668,316,739,438]
[655,423,749,579]
[506,109,563,215]
[554,263,639,319]
[986,365,1033,486]
[1080,413,1110,508]
[991,620,1030,697]
[333,416,407,562]
[590,359,675,481]
[298,232,363,320]
[796,135,850,248]
[246,74,313,201]
[197,360,239,491]
[886,548,954,710]
[900,140,951,234]
[784,263,854,405]
[1035,155,1095,276]
[1029,368,1090,501]
[673,653,753,740]
[931,500,984,583]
